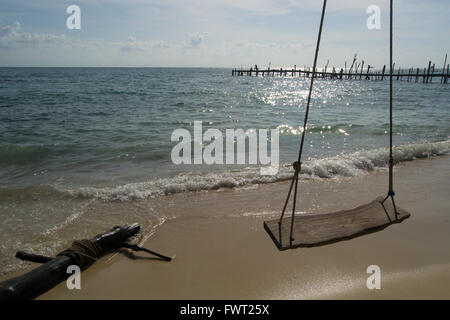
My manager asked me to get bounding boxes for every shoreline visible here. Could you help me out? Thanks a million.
[30,155,450,299]
[0,140,448,279]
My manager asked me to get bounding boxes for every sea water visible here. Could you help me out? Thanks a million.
[0,67,449,275]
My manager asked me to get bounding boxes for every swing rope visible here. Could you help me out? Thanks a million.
[381,0,399,219]
[278,0,398,248]
[278,0,327,247]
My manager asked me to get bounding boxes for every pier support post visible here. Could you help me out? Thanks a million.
[445,64,449,84]
[441,54,447,84]
[426,61,431,83]
[359,61,364,80]
[430,64,435,83]
[365,65,371,80]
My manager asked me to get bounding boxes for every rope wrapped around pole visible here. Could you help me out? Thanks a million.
[57,239,103,269]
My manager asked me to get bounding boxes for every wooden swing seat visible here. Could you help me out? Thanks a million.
[264,196,410,250]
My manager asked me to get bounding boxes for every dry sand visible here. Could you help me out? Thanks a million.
[35,155,450,299]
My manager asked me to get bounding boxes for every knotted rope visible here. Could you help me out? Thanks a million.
[56,239,103,269]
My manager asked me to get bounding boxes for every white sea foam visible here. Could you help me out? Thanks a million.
[62,140,449,202]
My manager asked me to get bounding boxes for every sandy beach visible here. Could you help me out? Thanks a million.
[31,155,450,299]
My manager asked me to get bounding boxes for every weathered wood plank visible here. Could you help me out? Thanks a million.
[264,197,410,250]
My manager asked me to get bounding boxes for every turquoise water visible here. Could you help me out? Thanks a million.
[0,67,449,275]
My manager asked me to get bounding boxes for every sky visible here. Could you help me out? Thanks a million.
[0,0,449,68]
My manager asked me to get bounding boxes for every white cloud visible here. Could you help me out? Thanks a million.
[0,21,20,38]
[0,22,66,48]
[118,37,174,52]
[116,32,209,52]
[185,32,208,48]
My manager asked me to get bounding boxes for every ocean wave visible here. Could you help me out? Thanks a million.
[0,185,77,201]
[0,145,52,165]
[61,140,449,202]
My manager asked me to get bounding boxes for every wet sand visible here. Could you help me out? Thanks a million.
[34,155,450,299]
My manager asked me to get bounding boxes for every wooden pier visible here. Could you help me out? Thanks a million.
[232,60,449,84]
